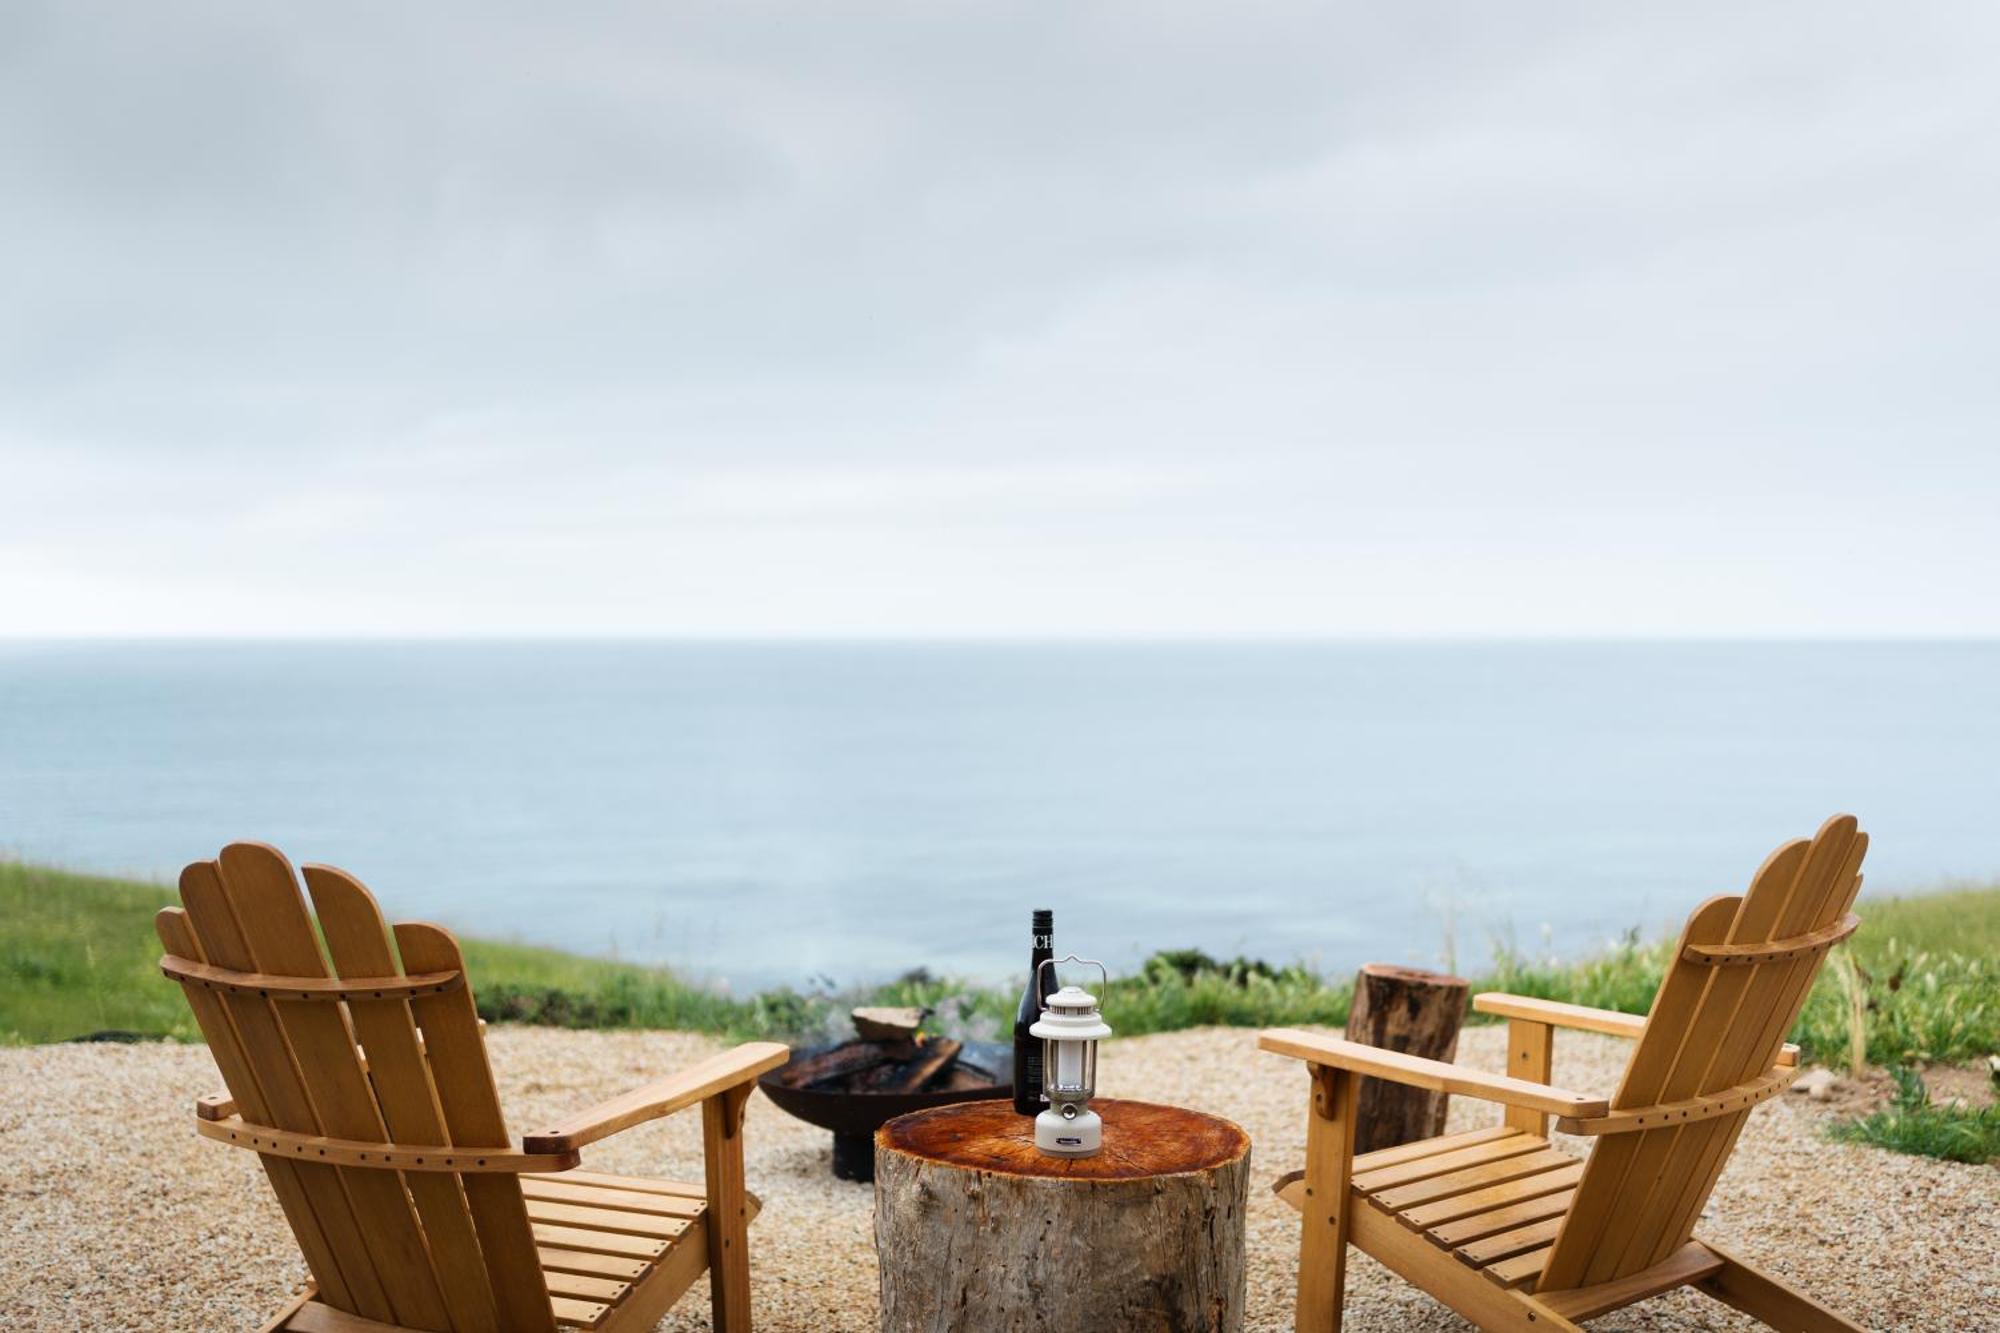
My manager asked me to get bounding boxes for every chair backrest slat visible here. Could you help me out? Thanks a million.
[211,843,456,1329]
[155,907,357,1311]
[307,864,506,1333]
[1539,816,1866,1291]
[1562,842,1806,1289]
[397,919,558,1331]
[167,844,562,1331]
[1633,828,1866,1269]
[178,856,402,1322]
[1534,890,1739,1290]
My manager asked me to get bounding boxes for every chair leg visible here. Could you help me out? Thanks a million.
[1501,1018,1554,1137]
[703,1084,755,1333]
[1694,1242,1865,1332]
[1295,1064,1360,1332]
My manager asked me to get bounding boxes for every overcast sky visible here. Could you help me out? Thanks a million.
[3,3,1997,637]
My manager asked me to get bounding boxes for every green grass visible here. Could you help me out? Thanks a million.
[1789,889,2000,1069]
[1479,889,2000,1069]
[3,861,1995,1083]
[0,862,782,1044]
[1827,1065,2000,1164]
[0,863,194,1043]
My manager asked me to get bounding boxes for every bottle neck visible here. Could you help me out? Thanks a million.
[1031,910,1053,958]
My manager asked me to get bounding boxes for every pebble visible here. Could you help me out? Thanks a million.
[2,1025,1993,1330]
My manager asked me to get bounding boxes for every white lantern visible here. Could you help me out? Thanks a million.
[1028,957,1112,1157]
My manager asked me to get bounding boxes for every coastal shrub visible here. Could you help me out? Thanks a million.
[1102,956,1348,1036]
[1790,943,1999,1068]
[1141,950,1282,987]
[1826,1066,2000,1164]
[1474,927,1668,1019]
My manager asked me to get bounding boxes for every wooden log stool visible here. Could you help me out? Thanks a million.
[875,1099,1250,1332]
[1345,963,1468,1153]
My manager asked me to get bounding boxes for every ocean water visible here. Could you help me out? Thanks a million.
[1,640,1994,991]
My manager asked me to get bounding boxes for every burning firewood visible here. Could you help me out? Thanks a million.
[848,1035,965,1093]
[888,1037,962,1094]
[780,1039,909,1088]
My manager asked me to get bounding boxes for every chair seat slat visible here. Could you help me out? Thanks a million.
[549,1295,613,1328]
[1425,1187,1577,1248]
[1397,1161,1586,1230]
[1352,1134,1545,1194]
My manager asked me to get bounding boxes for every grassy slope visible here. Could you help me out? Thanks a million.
[0,864,190,1043]
[3,861,1995,1072]
[1479,884,2000,1069]
[0,862,755,1043]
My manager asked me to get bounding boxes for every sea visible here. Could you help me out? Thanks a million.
[1,640,1993,991]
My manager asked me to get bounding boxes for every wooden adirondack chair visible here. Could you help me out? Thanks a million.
[1261,814,1869,1331]
[157,842,789,1333]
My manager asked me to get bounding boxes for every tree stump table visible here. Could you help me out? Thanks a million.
[874,1099,1250,1332]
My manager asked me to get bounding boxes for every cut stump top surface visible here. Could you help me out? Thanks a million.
[1354,962,1470,988]
[877,1097,1249,1181]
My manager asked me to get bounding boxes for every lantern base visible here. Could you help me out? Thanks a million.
[1034,1105,1102,1156]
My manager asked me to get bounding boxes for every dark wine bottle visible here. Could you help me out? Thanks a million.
[1012,908,1057,1115]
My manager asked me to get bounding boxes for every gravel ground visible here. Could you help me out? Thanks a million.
[3,1025,1993,1331]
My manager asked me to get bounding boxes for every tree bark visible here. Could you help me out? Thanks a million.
[1344,963,1470,1154]
[875,1099,1249,1332]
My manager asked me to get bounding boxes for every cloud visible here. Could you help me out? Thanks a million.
[1,1,1997,634]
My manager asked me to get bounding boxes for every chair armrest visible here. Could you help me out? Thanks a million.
[523,1041,789,1154]
[1473,993,1646,1039]
[1259,1028,1609,1120]
[1473,993,1798,1066]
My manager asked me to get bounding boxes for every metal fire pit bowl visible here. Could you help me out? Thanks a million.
[758,1039,1014,1182]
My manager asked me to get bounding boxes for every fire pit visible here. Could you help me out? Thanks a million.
[757,1006,1013,1181]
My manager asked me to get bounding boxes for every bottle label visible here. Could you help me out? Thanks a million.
[1033,934,1052,951]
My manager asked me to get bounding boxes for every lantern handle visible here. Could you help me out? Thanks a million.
[1036,954,1109,995]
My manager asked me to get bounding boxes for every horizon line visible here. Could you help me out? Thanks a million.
[3,632,1998,646]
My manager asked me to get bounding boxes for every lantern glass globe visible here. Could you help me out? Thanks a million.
[1028,983,1112,1157]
